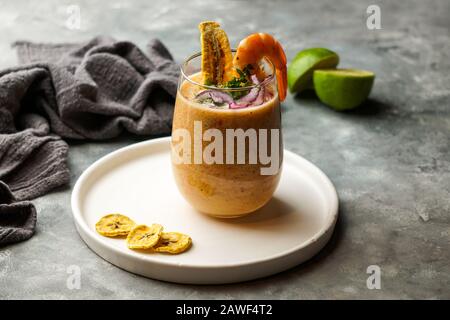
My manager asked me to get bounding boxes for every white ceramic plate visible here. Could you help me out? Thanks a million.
[71,137,338,284]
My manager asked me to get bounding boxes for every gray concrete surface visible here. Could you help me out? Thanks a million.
[0,0,449,299]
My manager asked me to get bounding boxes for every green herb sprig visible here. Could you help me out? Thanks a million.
[220,65,254,99]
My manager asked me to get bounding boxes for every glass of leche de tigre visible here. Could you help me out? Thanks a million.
[171,21,287,218]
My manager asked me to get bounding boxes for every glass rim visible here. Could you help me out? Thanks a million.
[180,50,275,92]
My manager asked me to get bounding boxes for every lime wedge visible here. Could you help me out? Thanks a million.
[288,48,339,94]
[313,69,375,111]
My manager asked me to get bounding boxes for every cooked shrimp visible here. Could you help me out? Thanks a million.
[233,33,287,101]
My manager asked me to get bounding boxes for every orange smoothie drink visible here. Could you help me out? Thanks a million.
[171,21,287,218]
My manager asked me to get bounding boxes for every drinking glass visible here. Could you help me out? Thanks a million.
[171,51,283,218]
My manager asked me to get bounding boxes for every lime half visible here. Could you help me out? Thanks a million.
[313,69,375,111]
[288,48,339,94]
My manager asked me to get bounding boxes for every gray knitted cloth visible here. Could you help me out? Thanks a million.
[0,37,179,245]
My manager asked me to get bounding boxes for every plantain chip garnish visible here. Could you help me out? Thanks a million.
[198,21,234,85]
[153,232,192,254]
[95,214,136,237]
[96,215,193,255]
[126,224,163,250]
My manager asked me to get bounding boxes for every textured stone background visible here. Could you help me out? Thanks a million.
[0,0,449,299]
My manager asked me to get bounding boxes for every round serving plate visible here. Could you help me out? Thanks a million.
[71,137,338,284]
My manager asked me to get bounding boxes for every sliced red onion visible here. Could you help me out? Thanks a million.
[251,74,260,84]
[196,75,270,109]
[235,75,261,106]
[236,88,259,105]
[195,90,234,104]
[253,85,265,106]
[229,102,247,109]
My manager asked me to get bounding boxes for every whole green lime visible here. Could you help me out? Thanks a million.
[288,48,339,94]
[313,69,375,111]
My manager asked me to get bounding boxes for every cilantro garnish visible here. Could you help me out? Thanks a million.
[221,65,254,99]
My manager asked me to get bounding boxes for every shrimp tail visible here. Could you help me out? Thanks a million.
[274,39,287,101]
[276,64,287,101]
[234,32,288,101]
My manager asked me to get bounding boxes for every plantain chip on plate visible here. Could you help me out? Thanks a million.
[154,232,192,254]
[126,224,163,250]
[95,214,136,237]
[198,21,234,85]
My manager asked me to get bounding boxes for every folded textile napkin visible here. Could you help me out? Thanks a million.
[0,36,179,245]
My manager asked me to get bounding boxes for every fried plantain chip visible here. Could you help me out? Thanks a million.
[213,28,235,82]
[198,21,234,85]
[200,28,218,85]
[126,224,163,250]
[198,21,220,33]
[154,232,192,254]
[95,214,135,237]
